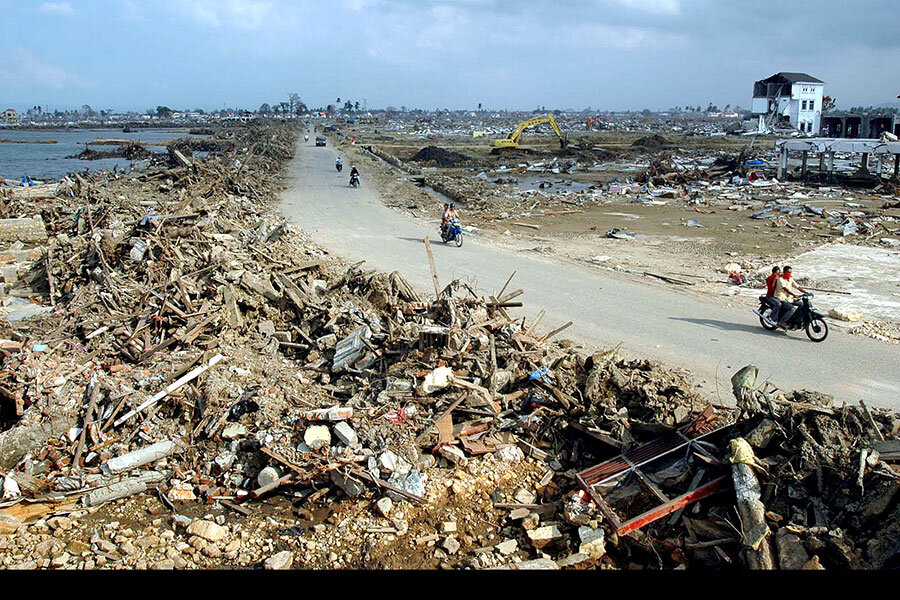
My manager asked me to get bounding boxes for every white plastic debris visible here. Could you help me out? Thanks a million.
[103,439,176,474]
[3,474,21,500]
[420,366,454,395]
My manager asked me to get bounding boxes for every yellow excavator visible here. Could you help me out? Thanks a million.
[491,113,567,153]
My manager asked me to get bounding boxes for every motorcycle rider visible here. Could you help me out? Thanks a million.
[349,165,360,186]
[335,157,343,171]
[304,134,309,142]
[442,203,460,237]
[774,266,808,328]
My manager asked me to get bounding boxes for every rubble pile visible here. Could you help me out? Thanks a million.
[411,146,472,168]
[66,144,155,162]
[631,134,672,151]
[0,121,898,571]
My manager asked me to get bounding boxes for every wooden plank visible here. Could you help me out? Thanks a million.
[540,321,573,342]
[423,237,441,298]
[497,271,516,299]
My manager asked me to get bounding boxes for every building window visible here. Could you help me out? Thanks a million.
[801,100,807,110]
[809,100,815,111]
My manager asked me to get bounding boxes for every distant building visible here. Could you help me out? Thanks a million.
[2,109,18,123]
[751,72,824,134]
[821,111,899,139]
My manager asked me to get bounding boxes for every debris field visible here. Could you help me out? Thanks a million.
[0,121,898,571]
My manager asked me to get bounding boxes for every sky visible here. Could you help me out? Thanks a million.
[1,0,898,113]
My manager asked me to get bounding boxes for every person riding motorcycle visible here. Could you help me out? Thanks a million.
[304,134,309,142]
[349,166,360,186]
[441,203,459,237]
[758,266,783,324]
[335,157,343,172]
[774,265,808,328]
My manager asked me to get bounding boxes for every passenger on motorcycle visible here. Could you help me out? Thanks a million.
[774,266,808,328]
[761,266,783,319]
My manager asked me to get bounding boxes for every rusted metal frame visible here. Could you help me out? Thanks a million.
[575,473,625,533]
[580,422,726,487]
[623,456,670,504]
[614,476,729,537]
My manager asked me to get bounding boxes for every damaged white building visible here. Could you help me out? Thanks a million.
[751,72,824,134]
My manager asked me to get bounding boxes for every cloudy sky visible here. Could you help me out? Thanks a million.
[1,0,898,112]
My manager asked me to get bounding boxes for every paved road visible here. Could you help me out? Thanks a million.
[281,138,899,409]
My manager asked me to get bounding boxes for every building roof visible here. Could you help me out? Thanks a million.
[758,72,824,85]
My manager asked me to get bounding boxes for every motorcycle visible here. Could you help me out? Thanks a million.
[336,162,343,173]
[304,135,309,142]
[441,217,464,247]
[755,293,828,342]
[349,173,360,188]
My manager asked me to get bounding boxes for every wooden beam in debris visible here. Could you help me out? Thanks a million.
[423,237,441,298]
[644,272,695,286]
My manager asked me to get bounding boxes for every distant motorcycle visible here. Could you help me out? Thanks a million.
[755,293,828,342]
[441,217,464,247]
[336,162,343,173]
[349,173,360,188]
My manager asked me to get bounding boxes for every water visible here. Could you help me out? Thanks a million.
[0,128,191,181]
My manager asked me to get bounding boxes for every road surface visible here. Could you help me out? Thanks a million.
[281,137,899,409]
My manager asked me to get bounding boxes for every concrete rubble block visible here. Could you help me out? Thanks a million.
[442,535,460,555]
[440,521,457,534]
[556,553,590,568]
[527,524,563,549]
[258,320,276,338]
[578,526,606,559]
[379,450,411,475]
[513,558,560,570]
[376,497,393,518]
[264,550,294,570]
[495,539,518,555]
[514,488,537,505]
[331,470,365,498]
[186,520,227,542]
[304,425,331,451]
[256,466,282,488]
[333,421,358,446]
[521,513,540,531]
[240,271,280,302]
[0,217,48,245]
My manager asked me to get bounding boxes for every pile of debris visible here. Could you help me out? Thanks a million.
[66,144,155,162]
[411,146,472,168]
[0,121,898,571]
[631,134,672,151]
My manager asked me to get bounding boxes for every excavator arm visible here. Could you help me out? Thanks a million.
[492,113,567,150]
